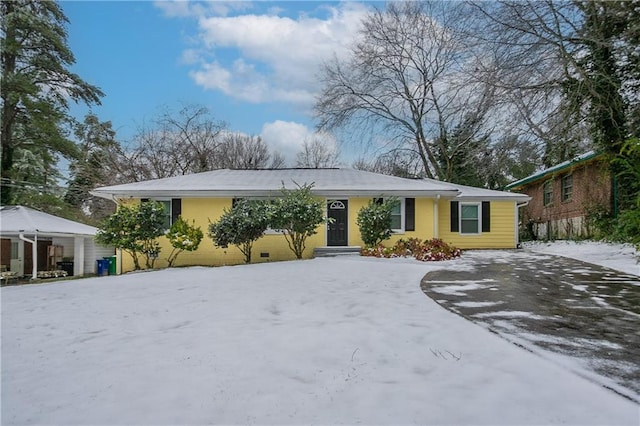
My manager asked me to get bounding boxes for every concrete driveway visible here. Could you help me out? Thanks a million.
[421,250,640,402]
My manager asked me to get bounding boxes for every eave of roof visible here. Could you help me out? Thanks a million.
[91,168,463,200]
[0,206,97,236]
[91,168,532,202]
[505,151,601,190]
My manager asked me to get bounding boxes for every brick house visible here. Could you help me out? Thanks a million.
[505,151,612,240]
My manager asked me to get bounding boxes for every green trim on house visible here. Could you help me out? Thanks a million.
[506,151,601,190]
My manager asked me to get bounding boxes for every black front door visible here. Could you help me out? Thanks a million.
[327,199,348,246]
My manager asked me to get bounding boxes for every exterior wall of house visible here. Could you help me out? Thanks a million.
[438,200,518,249]
[515,159,611,239]
[119,197,326,272]
[117,196,520,272]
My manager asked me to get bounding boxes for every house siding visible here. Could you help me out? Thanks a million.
[117,196,521,272]
[514,159,611,239]
[120,197,326,272]
[438,200,518,249]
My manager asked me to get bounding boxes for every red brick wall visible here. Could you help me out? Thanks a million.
[517,159,611,238]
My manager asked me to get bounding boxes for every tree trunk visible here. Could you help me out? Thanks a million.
[1,0,17,204]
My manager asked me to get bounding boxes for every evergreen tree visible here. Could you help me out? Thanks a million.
[65,113,120,220]
[96,201,166,270]
[1,0,103,204]
[270,184,326,259]
[208,199,270,263]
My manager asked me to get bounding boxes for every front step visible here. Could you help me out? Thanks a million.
[313,246,362,257]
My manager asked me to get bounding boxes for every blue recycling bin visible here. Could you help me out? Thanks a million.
[96,259,109,276]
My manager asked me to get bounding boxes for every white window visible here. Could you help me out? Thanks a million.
[460,203,480,234]
[159,200,171,230]
[561,175,573,202]
[377,198,405,232]
[543,180,553,206]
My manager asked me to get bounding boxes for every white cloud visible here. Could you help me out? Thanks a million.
[260,120,340,166]
[170,2,370,106]
[155,1,253,18]
[260,120,310,165]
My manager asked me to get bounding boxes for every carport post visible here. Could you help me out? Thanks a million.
[19,232,38,280]
[74,236,85,276]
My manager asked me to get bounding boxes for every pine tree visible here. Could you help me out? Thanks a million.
[1,0,103,204]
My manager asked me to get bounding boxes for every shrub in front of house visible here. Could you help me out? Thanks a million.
[413,238,462,261]
[96,201,166,270]
[270,184,326,259]
[356,198,396,247]
[167,216,204,267]
[208,199,271,263]
[361,238,461,261]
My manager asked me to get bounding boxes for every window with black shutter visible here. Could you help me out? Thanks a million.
[171,199,182,224]
[405,198,415,231]
[481,201,490,232]
[450,201,459,232]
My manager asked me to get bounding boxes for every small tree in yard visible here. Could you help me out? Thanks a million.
[166,217,204,267]
[208,199,270,263]
[96,201,166,270]
[357,198,396,247]
[270,184,326,259]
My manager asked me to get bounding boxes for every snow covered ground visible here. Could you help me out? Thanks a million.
[2,250,639,425]
[523,240,639,277]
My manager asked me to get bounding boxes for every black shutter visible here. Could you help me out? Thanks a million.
[405,198,415,231]
[450,201,459,232]
[482,201,491,232]
[374,198,383,205]
[171,198,182,223]
[141,198,149,203]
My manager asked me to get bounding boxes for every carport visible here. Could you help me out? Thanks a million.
[0,206,113,279]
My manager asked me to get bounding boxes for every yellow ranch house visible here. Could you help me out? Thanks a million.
[91,168,530,273]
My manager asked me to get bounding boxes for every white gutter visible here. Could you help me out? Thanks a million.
[19,232,38,280]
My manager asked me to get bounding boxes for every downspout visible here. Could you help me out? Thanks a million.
[433,194,440,239]
[19,232,38,280]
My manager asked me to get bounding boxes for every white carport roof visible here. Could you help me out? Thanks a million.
[0,206,97,237]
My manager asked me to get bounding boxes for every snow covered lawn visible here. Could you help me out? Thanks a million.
[2,255,638,425]
[524,240,639,277]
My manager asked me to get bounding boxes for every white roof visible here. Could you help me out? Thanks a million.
[0,206,97,237]
[91,168,529,201]
[92,168,461,199]
[442,181,531,201]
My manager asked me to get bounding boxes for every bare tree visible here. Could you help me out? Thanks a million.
[353,148,425,178]
[470,1,637,162]
[124,105,227,181]
[295,136,340,168]
[315,1,498,181]
[215,134,285,169]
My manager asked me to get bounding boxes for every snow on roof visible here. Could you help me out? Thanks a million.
[91,168,462,199]
[505,151,599,189]
[442,181,531,201]
[0,206,97,236]
[91,168,528,200]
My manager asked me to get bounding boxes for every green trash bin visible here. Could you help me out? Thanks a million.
[104,256,117,275]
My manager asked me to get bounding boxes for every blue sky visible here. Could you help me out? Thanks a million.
[62,1,377,165]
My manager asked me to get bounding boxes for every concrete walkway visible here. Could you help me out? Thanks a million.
[421,250,640,402]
